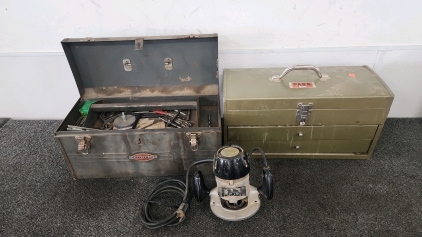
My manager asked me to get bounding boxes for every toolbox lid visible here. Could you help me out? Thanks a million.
[62,34,218,99]
[223,66,394,109]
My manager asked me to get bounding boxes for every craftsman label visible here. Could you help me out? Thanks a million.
[129,153,158,162]
[289,82,316,88]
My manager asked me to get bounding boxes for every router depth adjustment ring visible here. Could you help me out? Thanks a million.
[214,145,250,180]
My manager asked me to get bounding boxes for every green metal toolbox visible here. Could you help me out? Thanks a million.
[223,65,394,159]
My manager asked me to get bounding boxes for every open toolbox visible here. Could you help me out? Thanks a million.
[55,34,221,179]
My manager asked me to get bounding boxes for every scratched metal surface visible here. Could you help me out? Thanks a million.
[57,129,219,179]
[222,66,394,159]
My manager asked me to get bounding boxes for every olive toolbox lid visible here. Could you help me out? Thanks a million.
[223,65,394,110]
[61,34,218,99]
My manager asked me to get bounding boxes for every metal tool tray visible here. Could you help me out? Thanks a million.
[55,34,221,179]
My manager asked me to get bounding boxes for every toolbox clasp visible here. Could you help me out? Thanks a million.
[296,103,313,126]
[186,132,202,151]
[123,59,132,71]
[75,136,91,155]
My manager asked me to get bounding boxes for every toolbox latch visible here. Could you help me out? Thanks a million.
[123,59,132,71]
[186,132,201,151]
[164,58,173,70]
[296,103,313,126]
[75,136,91,155]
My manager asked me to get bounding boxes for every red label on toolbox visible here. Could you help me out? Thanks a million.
[289,82,316,88]
[129,153,158,162]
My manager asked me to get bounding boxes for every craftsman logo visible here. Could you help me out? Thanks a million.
[129,153,158,162]
[289,82,316,88]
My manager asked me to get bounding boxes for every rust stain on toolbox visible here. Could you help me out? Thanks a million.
[85,85,218,99]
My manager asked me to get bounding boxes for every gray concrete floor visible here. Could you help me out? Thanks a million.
[1,118,421,236]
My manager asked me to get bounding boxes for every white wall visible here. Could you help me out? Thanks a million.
[1,0,421,119]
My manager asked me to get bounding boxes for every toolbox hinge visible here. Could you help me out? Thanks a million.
[75,136,91,155]
[296,103,313,126]
[135,38,143,50]
[186,132,201,151]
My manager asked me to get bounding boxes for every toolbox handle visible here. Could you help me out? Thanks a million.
[270,65,330,82]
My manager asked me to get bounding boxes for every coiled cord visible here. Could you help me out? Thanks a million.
[140,159,214,229]
[141,147,269,229]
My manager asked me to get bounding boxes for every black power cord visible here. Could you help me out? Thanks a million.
[247,147,273,200]
[140,147,271,229]
[140,159,214,229]
[247,147,269,168]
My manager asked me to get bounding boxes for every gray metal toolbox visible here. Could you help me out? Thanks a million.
[55,34,221,179]
[223,65,394,159]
